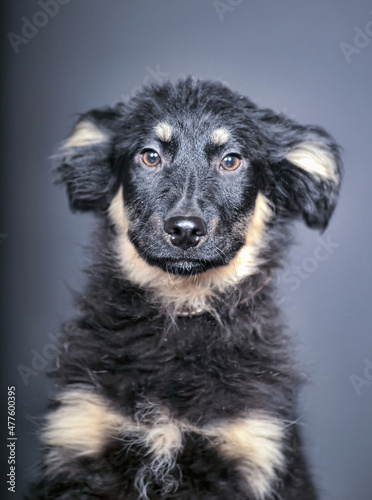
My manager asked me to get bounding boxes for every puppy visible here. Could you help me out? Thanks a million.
[30,78,342,499]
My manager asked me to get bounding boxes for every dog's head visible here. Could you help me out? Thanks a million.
[55,79,342,309]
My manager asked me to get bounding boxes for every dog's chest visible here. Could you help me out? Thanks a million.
[87,315,286,425]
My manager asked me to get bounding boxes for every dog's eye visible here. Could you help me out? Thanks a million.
[142,150,161,167]
[220,154,242,171]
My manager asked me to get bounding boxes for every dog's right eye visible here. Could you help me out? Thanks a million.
[220,154,242,171]
[141,150,161,167]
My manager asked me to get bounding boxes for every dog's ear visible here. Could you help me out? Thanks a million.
[257,110,343,230]
[54,108,121,212]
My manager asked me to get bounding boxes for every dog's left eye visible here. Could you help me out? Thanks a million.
[141,150,161,167]
[220,154,242,171]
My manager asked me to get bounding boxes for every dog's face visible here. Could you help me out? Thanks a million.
[115,91,267,275]
[55,79,342,284]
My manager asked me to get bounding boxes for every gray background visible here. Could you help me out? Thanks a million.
[1,1,372,499]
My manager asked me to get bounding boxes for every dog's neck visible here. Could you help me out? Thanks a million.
[173,267,275,318]
[81,253,277,329]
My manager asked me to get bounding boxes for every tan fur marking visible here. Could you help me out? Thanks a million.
[145,423,183,458]
[42,389,135,457]
[134,402,184,458]
[210,127,230,145]
[154,122,173,142]
[209,192,272,289]
[43,389,283,497]
[43,389,184,480]
[203,415,285,499]
[109,188,272,314]
[286,141,337,180]
[64,120,109,148]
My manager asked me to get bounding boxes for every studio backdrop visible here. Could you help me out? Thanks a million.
[1,1,372,499]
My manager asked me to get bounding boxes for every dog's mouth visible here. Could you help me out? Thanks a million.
[144,256,219,275]
[127,224,237,276]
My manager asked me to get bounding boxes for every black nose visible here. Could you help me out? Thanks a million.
[164,216,207,250]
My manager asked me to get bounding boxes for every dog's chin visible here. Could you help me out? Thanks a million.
[144,256,221,276]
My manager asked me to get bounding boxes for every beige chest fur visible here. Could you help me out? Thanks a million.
[43,388,285,499]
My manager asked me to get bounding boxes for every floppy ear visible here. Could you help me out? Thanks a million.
[258,110,343,230]
[54,108,121,212]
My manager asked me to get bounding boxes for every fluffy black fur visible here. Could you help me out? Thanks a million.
[29,79,342,499]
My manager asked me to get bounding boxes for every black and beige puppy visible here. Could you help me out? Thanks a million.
[30,79,342,499]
